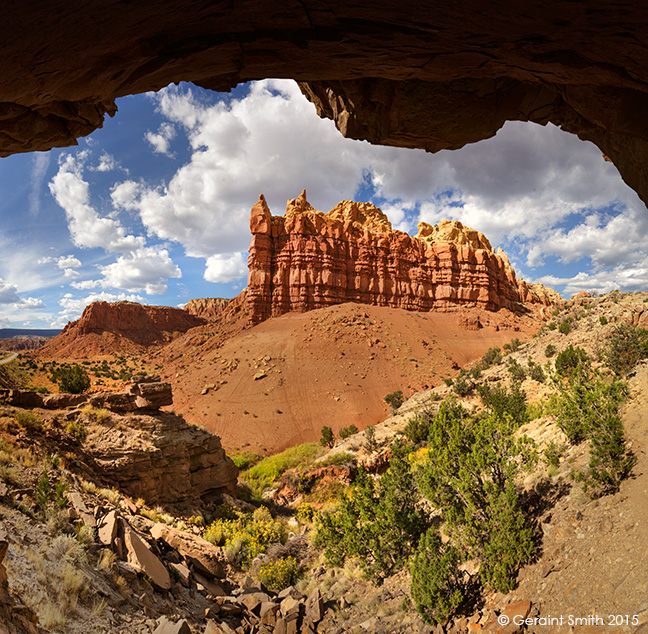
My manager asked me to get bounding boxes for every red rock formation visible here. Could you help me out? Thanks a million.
[38,301,206,357]
[183,298,230,321]
[247,191,559,325]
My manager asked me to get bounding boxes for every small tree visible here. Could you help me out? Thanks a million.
[411,529,464,625]
[339,424,359,440]
[554,344,589,377]
[316,441,427,582]
[54,364,91,394]
[603,323,648,376]
[319,426,335,448]
[384,390,404,411]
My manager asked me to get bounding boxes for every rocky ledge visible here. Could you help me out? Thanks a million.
[247,190,560,325]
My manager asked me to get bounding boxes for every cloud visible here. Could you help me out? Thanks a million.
[99,246,181,294]
[144,122,176,156]
[29,152,51,216]
[0,278,45,308]
[535,266,648,297]
[95,152,117,172]
[204,252,248,283]
[38,254,83,279]
[49,152,144,252]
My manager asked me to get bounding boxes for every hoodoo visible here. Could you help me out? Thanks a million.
[247,191,559,325]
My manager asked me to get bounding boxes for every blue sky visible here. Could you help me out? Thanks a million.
[1,79,647,329]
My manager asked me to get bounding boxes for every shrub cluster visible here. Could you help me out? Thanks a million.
[603,323,648,376]
[384,390,405,410]
[51,364,91,394]
[555,344,589,377]
[316,441,427,583]
[555,364,635,495]
[203,506,284,566]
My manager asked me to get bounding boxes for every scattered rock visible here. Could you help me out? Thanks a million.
[123,524,171,591]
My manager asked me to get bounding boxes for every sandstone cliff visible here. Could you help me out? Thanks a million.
[183,297,230,321]
[38,301,206,357]
[247,191,558,325]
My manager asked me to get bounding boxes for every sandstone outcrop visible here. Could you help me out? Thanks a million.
[38,301,206,357]
[2,3,648,209]
[183,298,230,321]
[1,375,173,412]
[86,410,238,504]
[247,191,558,325]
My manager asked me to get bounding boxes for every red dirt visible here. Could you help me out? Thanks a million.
[150,302,541,454]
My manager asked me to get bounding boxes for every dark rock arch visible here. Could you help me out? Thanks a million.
[2,1,648,205]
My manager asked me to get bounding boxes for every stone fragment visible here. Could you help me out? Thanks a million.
[97,510,119,546]
[483,600,532,634]
[260,602,280,627]
[169,561,191,587]
[123,525,171,591]
[68,490,97,527]
[280,595,301,621]
[194,572,226,598]
[205,621,237,634]
[150,522,226,578]
[305,588,324,625]
[153,616,191,634]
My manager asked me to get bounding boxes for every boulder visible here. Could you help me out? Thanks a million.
[150,522,226,578]
[97,510,119,546]
[305,588,324,626]
[153,616,191,634]
[123,524,171,591]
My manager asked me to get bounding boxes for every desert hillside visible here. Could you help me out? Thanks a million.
[157,302,541,453]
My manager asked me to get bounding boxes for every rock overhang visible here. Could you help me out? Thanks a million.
[2,1,648,207]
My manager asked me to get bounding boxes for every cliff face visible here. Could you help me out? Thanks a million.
[247,191,559,325]
[183,297,230,321]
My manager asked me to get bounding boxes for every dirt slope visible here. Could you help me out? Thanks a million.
[152,302,541,453]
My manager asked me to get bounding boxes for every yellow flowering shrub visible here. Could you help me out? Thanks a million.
[203,506,284,566]
[257,556,298,591]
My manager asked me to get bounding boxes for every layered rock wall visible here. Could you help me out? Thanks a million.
[247,191,559,324]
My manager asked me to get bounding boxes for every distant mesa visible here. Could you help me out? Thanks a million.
[38,301,207,358]
[247,190,560,325]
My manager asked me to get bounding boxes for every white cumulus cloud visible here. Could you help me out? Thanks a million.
[204,252,248,283]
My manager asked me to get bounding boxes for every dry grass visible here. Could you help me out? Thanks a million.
[39,600,67,628]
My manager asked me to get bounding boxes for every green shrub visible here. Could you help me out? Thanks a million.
[316,441,427,582]
[503,338,522,353]
[65,419,87,442]
[603,323,648,376]
[480,347,502,368]
[528,363,545,383]
[364,425,378,453]
[320,426,335,448]
[543,440,564,468]
[231,451,262,471]
[53,364,91,394]
[411,529,464,625]
[470,365,482,380]
[403,411,432,445]
[558,320,572,335]
[339,424,359,440]
[555,345,589,377]
[555,364,626,444]
[506,358,526,382]
[544,344,557,358]
[477,383,528,425]
[453,375,473,397]
[599,315,608,326]
[419,401,536,595]
[257,556,299,591]
[547,321,557,331]
[317,451,354,467]
[242,443,322,496]
[384,390,405,410]
[204,506,284,566]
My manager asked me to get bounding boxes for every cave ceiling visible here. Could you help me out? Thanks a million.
[2,1,648,205]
